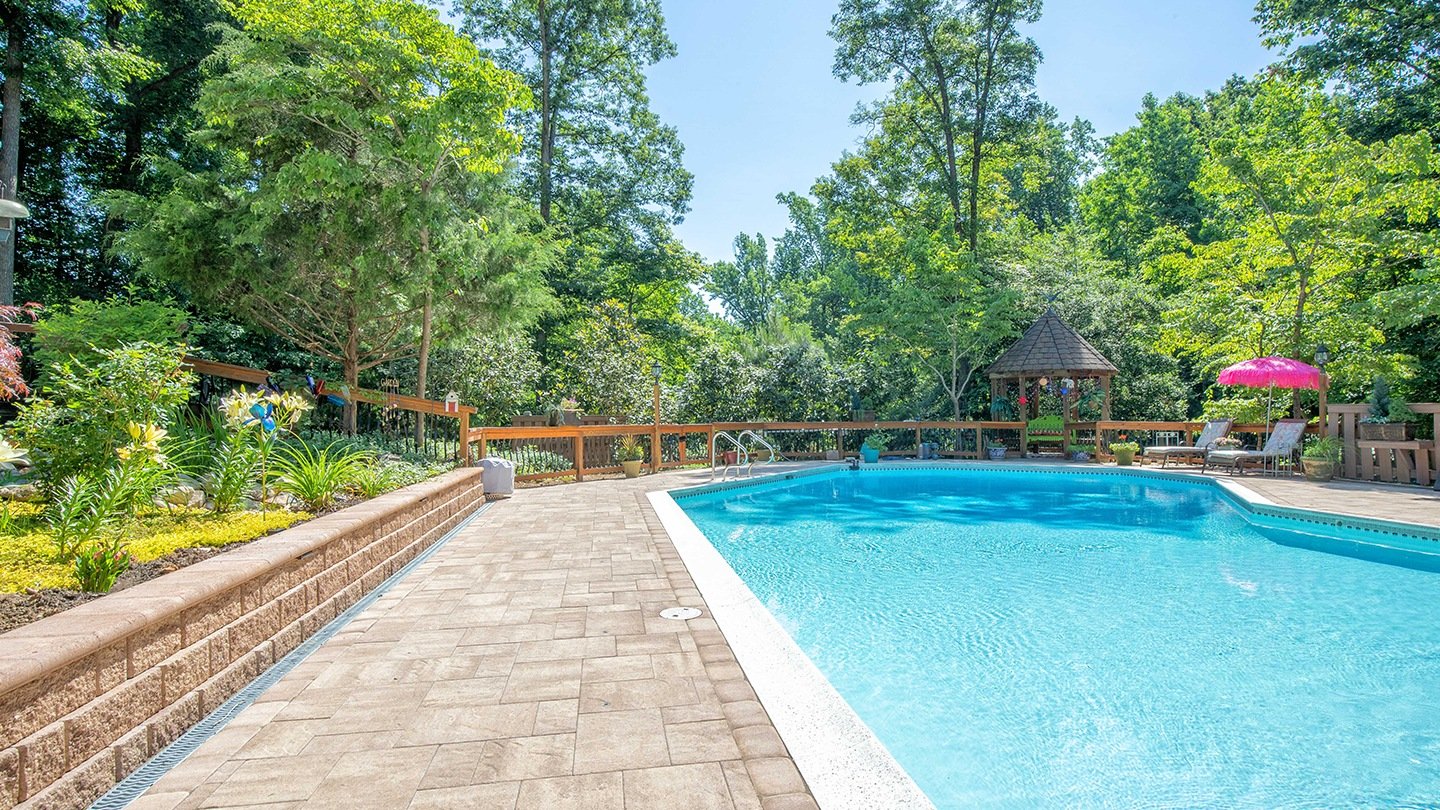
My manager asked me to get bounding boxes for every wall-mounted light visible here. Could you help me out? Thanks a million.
[0,199,30,246]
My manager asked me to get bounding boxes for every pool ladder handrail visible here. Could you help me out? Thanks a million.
[711,430,785,481]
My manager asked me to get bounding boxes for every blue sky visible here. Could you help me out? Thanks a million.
[644,0,1278,264]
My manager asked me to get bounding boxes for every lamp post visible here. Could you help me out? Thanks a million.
[1315,342,1331,436]
[651,361,662,474]
[0,199,32,306]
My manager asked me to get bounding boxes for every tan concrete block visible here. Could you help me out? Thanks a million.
[29,743,116,810]
[733,726,788,760]
[514,636,616,663]
[578,677,699,713]
[623,762,733,810]
[721,701,770,730]
[473,733,573,782]
[705,661,746,682]
[198,753,338,806]
[515,772,622,810]
[126,622,183,679]
[64,666,163,765]
[145,692,202,753]
[160,642,211,706]
[745,757,807,798]
[0,658,97,749]
[501,660,581,703]
[713,680,757,705]
[110,725,149,781]
[533,699,579,735]
[722,759,764,810]
[226,600,282,655]
[580,654,654,683]
[393,704,538,747]
[0,747,19,810]
[572,709,668,773]
[305,745,434,807]
[665,720,741,764]
[16,722,66,801]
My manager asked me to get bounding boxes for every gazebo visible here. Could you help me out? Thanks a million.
[987,308,1118,421]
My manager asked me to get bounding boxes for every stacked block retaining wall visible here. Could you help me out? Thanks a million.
[0,467,485,809]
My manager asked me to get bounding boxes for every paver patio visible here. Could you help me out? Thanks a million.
[128,466,817,810]
[122,461,1439,809]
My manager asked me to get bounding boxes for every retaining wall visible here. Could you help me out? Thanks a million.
[0,467,485,809]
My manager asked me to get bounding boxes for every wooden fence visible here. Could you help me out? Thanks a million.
[1325,403,1440,487]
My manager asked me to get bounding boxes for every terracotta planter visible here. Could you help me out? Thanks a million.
[621,459,643,478]
[721,450,738,465]
[1357,422,1413,442]
[1302,458,1335,481]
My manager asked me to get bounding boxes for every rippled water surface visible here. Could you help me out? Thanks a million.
[680,469,1440,809]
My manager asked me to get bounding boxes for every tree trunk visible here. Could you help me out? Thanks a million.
[1291,269,1309,418]
[343,301,360,434]
[414,289,432,446]
[0,16,24,306]
[537,0,554,223]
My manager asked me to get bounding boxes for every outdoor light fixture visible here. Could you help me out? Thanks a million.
[1315,342,1330,369]
[0,199,30,246]
[651,361,662,382]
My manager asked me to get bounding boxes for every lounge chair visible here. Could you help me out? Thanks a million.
[1142,418,1234,468]
[1203,418,1309,475]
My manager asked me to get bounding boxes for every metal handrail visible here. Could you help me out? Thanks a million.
[712,431,749,481]
[737,430,785,464]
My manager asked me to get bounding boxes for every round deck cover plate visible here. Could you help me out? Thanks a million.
[660,607,702,621]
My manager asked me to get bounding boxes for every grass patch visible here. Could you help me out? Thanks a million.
[0,504,309,593]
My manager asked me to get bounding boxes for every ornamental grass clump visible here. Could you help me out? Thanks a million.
[272,441,370,512]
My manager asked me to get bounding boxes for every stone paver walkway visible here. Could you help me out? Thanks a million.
[125,461,1440,810]
[131,468,816,810]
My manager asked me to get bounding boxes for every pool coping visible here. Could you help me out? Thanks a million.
[649,461,1440,808]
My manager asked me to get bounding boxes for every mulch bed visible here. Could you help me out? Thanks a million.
[0,541,258,634]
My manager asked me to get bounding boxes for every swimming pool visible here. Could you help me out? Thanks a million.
[674,466,1440,808]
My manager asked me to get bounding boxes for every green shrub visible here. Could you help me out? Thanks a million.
[492,446,572,475]
[272,441,369,511]
[33,298,188,384]
[13,343,194,488]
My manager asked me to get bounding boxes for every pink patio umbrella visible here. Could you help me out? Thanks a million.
[1217,356,1325,437]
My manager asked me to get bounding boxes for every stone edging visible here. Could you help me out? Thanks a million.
[0,467,486,809]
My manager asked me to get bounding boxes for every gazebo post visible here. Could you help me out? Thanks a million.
[1100,376,1112,421]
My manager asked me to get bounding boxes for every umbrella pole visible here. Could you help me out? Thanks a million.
[1266,383,1274,475]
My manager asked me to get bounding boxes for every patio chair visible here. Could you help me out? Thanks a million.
[1203,418,1309,475]
[1142,418,1234,468]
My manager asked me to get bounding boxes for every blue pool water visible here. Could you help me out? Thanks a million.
[678,468,1440,808]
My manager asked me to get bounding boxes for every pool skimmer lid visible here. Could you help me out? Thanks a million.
[660,606,702,621]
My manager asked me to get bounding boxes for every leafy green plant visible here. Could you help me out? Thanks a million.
[863,433,890,451]
[1110,441,1141,453]
[45,425,172,562]
[615,434,645,462]
[347,461,406,499]
[1302,436,1343,462]
[205,433,260,513]
[272,441,369,511]
[73,541,132,593]
[1363,377,1393,423]
[12,343,195,489]
[32,297,188,384]
[221,388,313,516]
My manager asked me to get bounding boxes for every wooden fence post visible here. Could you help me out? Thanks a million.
[457,412,470,463]
[574,432,585,482]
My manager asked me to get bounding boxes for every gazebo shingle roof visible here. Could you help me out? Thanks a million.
[987,308,1118,377]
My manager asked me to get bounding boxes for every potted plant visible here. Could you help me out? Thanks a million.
[1111,441,1140,466]
[1301,435,1342,481]
[861,433,888,463]
[1358,377,1415,441]
[986,439,1008,461]
[616,434,645,478]
[547,397,581,427]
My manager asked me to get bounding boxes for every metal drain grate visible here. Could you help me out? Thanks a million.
[89,501,493,810]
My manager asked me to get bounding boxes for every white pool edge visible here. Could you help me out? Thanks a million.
[646,487,936,810]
